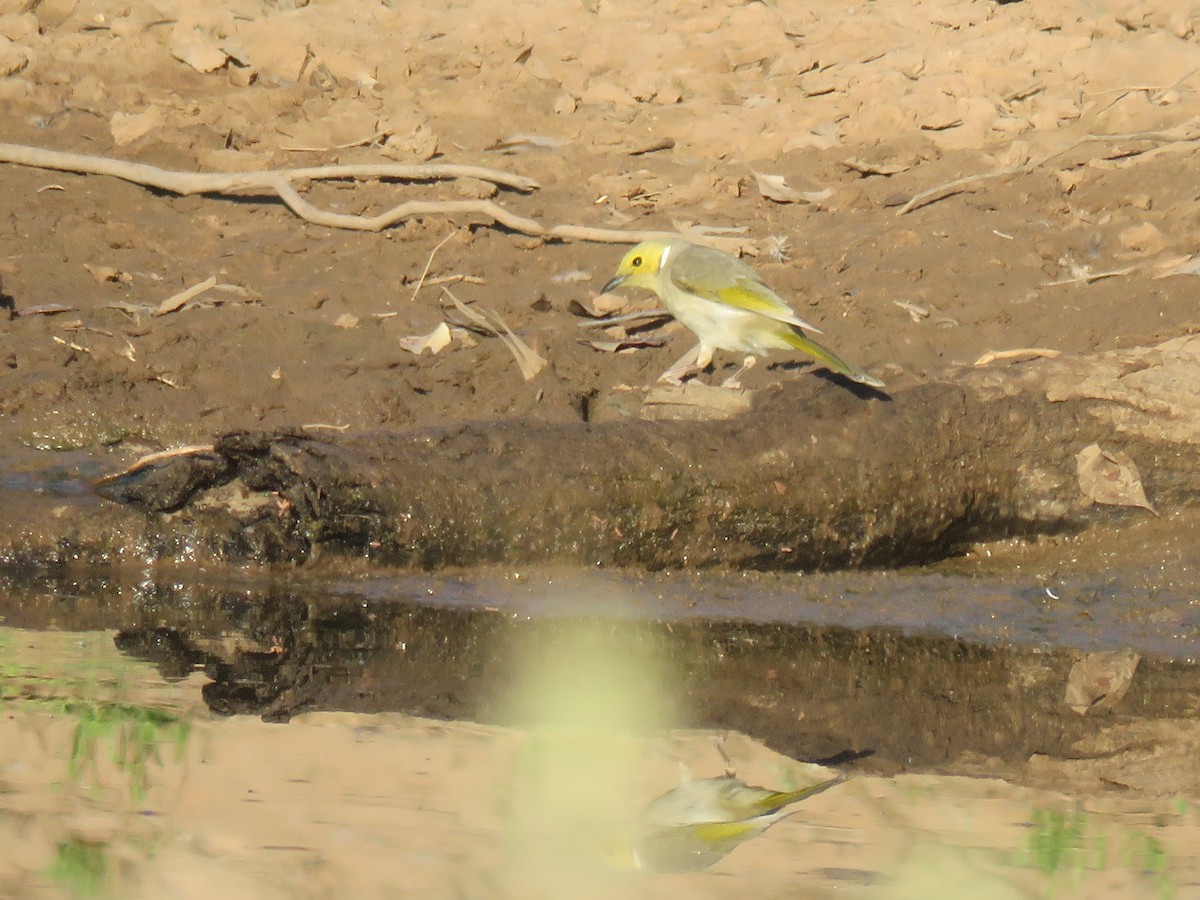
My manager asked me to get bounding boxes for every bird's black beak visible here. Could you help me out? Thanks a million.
[600,275,626,294]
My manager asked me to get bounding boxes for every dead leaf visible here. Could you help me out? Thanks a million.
[398,321,453,355]
[1064,650,1140,715]
[751,171,831,205]
[567,299,608,320]
[1075,443,1157,515]
[443,289,545,380]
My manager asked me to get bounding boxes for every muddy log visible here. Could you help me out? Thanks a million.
[59,335,1198,570]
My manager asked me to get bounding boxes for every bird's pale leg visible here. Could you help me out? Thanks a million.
[715,735,737,778]
[721,355,756,390]
[658,343,705,384]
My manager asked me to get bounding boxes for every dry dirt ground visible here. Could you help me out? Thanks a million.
[1,0,1199,453]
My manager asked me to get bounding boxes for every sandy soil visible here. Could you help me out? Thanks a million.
[1,0,1199,452]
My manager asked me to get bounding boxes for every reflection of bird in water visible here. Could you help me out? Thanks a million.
[607,754,847,873]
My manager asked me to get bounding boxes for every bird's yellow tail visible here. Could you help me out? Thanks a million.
[785,330,885,389]
[766,773,847,812]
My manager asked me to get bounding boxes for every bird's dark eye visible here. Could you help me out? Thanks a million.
[631,255,643,267]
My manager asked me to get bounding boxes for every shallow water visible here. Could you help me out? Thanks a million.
[0,562,1197,776]
[333,565,1200,659]
[2,488,1200,895]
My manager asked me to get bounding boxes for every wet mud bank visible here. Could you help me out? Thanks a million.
[3,570,1197,798]
[4,335,1199,573]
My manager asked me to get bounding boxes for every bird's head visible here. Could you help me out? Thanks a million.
[601,239,677,295]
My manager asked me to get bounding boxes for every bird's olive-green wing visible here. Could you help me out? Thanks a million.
[743,774,848,817]
[668,243,820,332]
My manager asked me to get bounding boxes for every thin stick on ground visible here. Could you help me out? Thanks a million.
[0,142,540,193]
[0,142,743,246]
[897,124,1200,215]
[0,141,545,236]
[973,348,1062,366]
[546,224,680,243]
[409,231,458,304]
[92,444,218,485]
[268,176,544,234]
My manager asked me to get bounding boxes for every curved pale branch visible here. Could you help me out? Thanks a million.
[0,142,699,244]
[0,142,539,193]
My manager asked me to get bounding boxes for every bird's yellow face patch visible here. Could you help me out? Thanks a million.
[601,239,674,295]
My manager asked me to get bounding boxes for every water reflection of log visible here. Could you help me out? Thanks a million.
[103,592,1200,793]
[83,336,1200,571]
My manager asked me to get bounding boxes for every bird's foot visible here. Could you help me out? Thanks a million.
[658,343,707,386]
[720,355,756,390]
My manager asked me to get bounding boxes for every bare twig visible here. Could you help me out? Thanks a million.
[155,275,218,316]
[425,274,485,287]
[576,309,671,328]
[269,176,544,234]
[93,444,218,485]
[1042,260,1142,287]
[0,141,545,235]
[896,164,1032,215]
[898,123,1200,215]
[547,224,678,243]
[0,142,538,193]
[973,348,1062,366]
[52,336,89,353]
[410,231,457,303]
[0,142,728,246]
